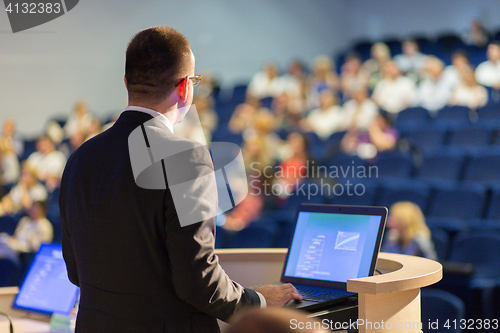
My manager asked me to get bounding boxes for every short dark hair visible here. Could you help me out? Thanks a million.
[125,26,191,102]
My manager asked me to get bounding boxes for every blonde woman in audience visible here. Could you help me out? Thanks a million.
[362,42,392,90]
[449,65,488,109]
[306,55,339,109]
[229,96,261,134]
[372,60,416,114]
[382,201,437,260]
[0,163,47,216]
[0,118,23,157]
[0,200,53,264]
[63,101,95,138]
[414,56,453,114]
[247,61,284,99]
[300,90,345,139]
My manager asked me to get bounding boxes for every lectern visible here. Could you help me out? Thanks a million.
[215,249,442,333]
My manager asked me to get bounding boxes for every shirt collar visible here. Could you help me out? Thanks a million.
[125,105,174,133]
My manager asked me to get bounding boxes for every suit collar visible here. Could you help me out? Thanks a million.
[115,110,154,125]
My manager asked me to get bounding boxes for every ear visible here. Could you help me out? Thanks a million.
[176,77,189,103]
[124,76,128,90]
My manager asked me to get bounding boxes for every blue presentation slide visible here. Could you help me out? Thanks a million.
[285,212,380,282]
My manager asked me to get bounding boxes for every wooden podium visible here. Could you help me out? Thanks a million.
[215,249,442,333]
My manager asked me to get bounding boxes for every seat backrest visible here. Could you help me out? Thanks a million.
[421,288,465,333]
[449,232,500,278]
[428,184,487,219]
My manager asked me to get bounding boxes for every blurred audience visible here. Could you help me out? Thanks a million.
[306,55,339,109]
[442,49,471,89]
[475,40,500,88]
[340,52,369,100]
[0,200,53,265]
[64,101,95,139]
[414,56,452,114]
[0,144,20,187]
[300,90,344,139]
[0,118,23,157]
[362,42,392,90]
[247,62,283,99]
[0,163,47,216]
[449,65,488,109]
[462,19,489,48]
[394,39,427,82]
[382,201,437,260]
[26,135,66,190]
[372,60,416,114]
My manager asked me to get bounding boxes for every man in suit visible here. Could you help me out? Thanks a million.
[60,26,301,333]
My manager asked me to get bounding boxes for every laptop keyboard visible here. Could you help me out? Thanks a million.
[296,286,353,302]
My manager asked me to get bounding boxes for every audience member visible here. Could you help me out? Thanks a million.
[175,95,219,144]
[26,136,66,190]
[449,65,488,109]
[475,40,500,88]
[306,55,339,109]
[442,50,470,89]
[0,163,47,216]
[0,200,53,264]
[372,60,416,114]
[382,201,437,260]
[275,132,309,200]
[414,56,452,114]
[462,19,489,48]
[340,52,369,100]
[394,39,427,82]
[86,118,103,141]
[63,101,95,139]
[362,42,392,90]
[247,61,283,99]
[229,97,261,134]
[341,111,397,159]
[0,145,20,187]
[0,118,23,157]
[300,90,344,139]
[342,85,379,131]
[281,60,308,99]
[227,307,329,333]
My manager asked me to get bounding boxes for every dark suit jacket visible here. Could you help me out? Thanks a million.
[60,111,260,333]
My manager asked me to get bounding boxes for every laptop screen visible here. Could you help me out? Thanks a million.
[13,244,79,316]
[283,205,385,285]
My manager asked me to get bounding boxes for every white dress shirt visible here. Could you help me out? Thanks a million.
[125,106,174,133]
[475,60,500,87]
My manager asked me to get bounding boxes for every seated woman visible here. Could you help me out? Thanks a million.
[382,201,437,260]
[0,200,53,265]
[449,65,488,109]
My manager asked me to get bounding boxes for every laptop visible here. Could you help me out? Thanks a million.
[276,204,387,311]
[13,243,80,316]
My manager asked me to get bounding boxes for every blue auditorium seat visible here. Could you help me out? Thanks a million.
[447,125,494,147]
[429,227,450,261]
[404,126,448,149]
[370,152,413,179]
[376,180,431,213]
[226,218,278,248]
[426,217,467,234]
[0,258,19,287]
[487,186,500,220]
[0,215,19,235]
[211,126,243,147]
[260,97,273,109]
[476,103,500,121]
[325,154,366,180]
[427,183,487,220]
[20,139,37,162]
[421,289,465,333]
[462,148,500,184]
[325,179,377,206]
[214,103,238,125]
[230,84,248,105]
[416,147,466,182]
[215,225,228,248]
[435,105,471,125]
[396,106,430,122]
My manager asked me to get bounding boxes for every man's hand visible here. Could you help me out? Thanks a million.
[255,283,302,307]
